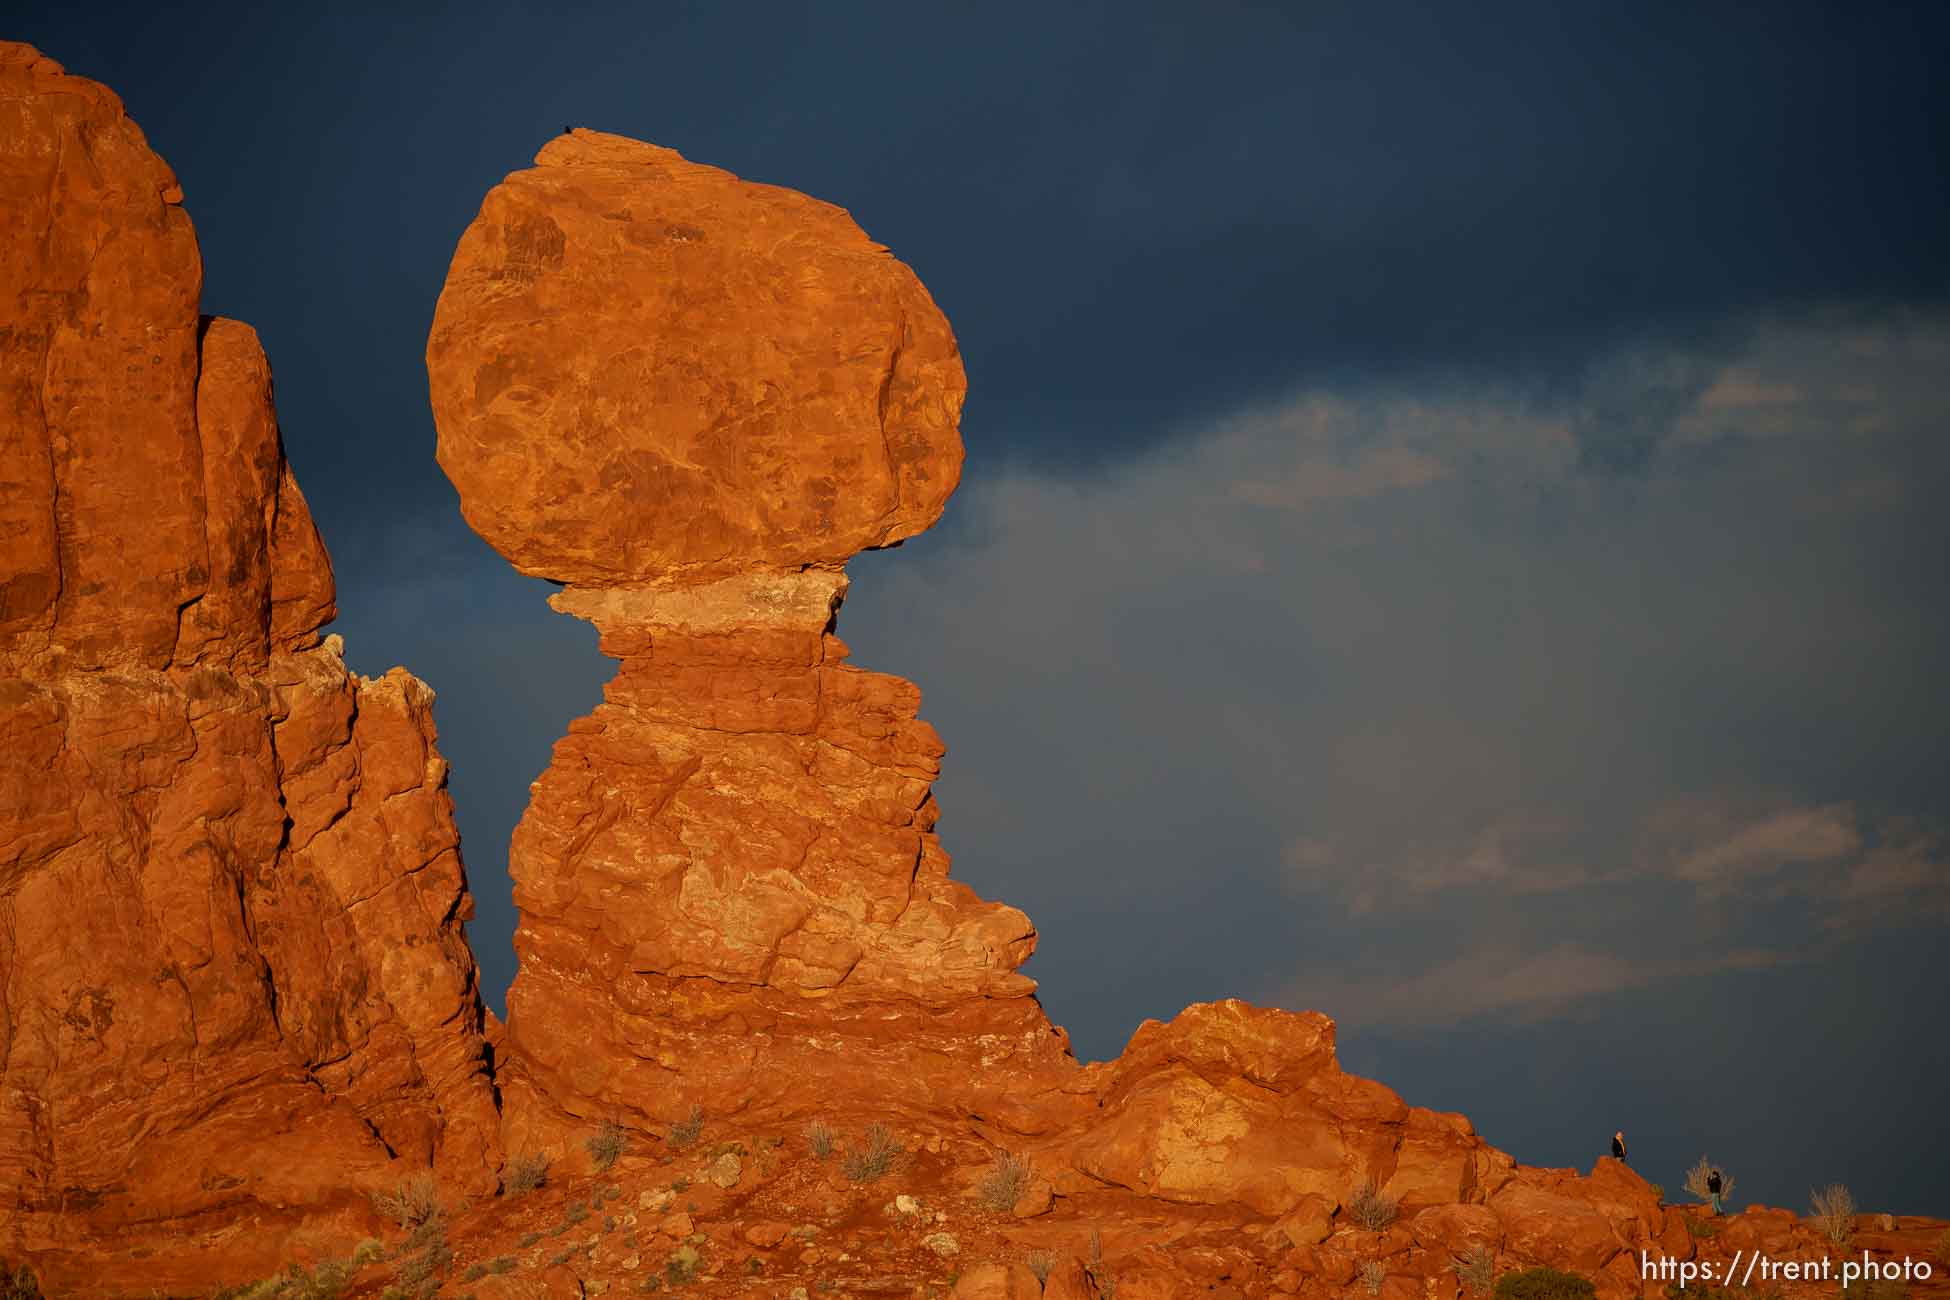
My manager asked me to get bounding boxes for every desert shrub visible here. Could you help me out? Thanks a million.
[841,1123,902,1184]
[1685,1215,1723,1239]
[565,1202,589,1225]
[1810,1184,1856,1247]
[604,1215,617,1233]
[391,1207,452,1289]
[1455,1244,1496,1295]
[665,1250,700,1285]
[370,1173,441,1229]
[1086,1229,1118,1300]
[0,1263,37,1300]
[604,1183,623,1200]
[1493,1266,1596,1300]
[352,1238,385,1266]
[505,1150,549,1195]
[977,1151,1033,1212]
[463,1264,488,1283]
[806,1117,837,1160]
[518,1231,542,1248]
[668,1105,704,1151]
[1683,1156,1735,1206]
[1361,1261,1388,1295]
[1349,1180,1399,1232]
[1026,1249,1057,1284]
[587,1120,628,1171]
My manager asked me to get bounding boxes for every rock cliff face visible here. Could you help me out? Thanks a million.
[0,42,497,1293]
[427,132,1076,1151]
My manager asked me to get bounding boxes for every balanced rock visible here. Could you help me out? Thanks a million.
[427,131,962,586]
[0,41,497,1293]
[428,132,1073,1149]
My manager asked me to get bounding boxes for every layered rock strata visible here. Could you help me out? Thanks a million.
[428,133,1075,1149]
[0,42,498,1292]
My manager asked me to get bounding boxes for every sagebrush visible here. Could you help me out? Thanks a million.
[587,1121,627,1171]
[505,1150,549,1196]
[1456,1244,1496,1295]
[1810,1184,1856,1247]
[1683,1156,1735,1206]
[369,1173,440,1229]
[841,1123,901,1184]
[1349,1180,1399,1232]
[978,1151,1033,1212]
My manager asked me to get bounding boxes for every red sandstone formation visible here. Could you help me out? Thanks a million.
[4,43,1946,1298]
[428,131,1073,1154]
[0,42,497,1294]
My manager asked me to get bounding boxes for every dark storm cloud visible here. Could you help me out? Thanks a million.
[839,309,1950,1208]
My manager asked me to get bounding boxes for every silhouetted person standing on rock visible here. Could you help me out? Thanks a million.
[1707,1168,1724,1216]
[1611,1130,1628,1162]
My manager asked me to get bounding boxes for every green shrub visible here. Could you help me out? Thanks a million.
[1492,1266,1596,1300]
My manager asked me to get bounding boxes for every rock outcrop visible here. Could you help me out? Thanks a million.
[6,48,1946,1298]
[428,132,1075,1152]
[0,42,497,1293]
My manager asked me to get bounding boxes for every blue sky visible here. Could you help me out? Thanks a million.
[15,0,1946,1212]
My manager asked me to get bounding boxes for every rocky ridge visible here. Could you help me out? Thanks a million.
[1,40,1944,1300]
[0,41,497,1293]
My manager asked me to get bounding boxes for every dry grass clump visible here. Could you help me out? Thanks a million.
[1456,1244,1497,1295]
[587,1120,627,1171]
[505,1150,549,1196]
[1683,1156,1735,1205]
[841,1123,902,1184]
[805,1117,837,1160]
[1349,1180,1400,1231]
[1086,1229,1118,1300]
[391,1204,453,1292]
[369,1172,440,1229]
[0,1263,39,1300]
[1361,1261,1388,1295]
[668,1105,704,1151]
[978,1151,1033,1212]
[1026,1249,1057,1284]
[1810,1184,1856,1247]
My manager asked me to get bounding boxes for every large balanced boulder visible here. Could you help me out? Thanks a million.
[427,130,963,586]
[428,132,1072,1149]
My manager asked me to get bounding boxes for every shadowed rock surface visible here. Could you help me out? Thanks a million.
[3,42,1945,1299]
